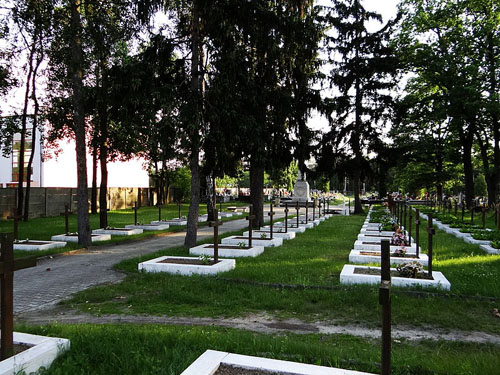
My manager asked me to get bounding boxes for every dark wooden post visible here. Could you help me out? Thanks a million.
[246,205,255,247]
[177,201,182,219]
[403,204,407,232]
[0,233,36,360]
[59,204,73,234]
[408,206,412,247]
[454,201,457,217]
[380,239,391,375]
[219,199,223,213]
[284,202,289,233]
[427,213,435,278]
[305,202,309,224]
[158,204,162,221]
[6,213,22,241]
[482,206,486,229]
[415,209,420,258]
[268,202,275,239]
[208,209,223,263]
[312,200,316,220]
[471,203,474,224]
[133,201,138,225]
[296,202,300,228]
[497,204,500,230]
[461,202,465,222]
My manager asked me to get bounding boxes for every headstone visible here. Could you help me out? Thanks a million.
[208,209,223,263]
[380,239,391,375]
[0,233,37,359]
[292,170,310,202]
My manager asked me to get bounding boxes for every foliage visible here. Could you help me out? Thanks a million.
[169,167,192,202]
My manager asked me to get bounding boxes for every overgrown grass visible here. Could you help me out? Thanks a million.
[0,202,249,258]
[65,213,500,334]
[17,324,500,375]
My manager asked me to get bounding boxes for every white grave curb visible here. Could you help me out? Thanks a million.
[51,234,111,243]
[340,265,451,290]
[221,235,283,247]
[125,223,170,231]
[480,244,500,254]
[150,219,187,226]
[276,222,314,229]
[0,332,70,375]
[189,244,264,258]
[264,224,306,233]
[14,241,67,251]
[242,230,296,240]
[181,350,373,375]
[92,228,143,236]
[348,250,428,266]
[138,256,235,276]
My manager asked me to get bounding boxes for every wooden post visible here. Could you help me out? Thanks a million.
[415,209,420,258]
[59,204,73,234]
[461,202,465,222]
[158,203,162,221]
[246,205,255,248]
[0,233,36,360]
[380,239,391,375]
[177,201,182,220]
[208,209,223,263]
[305,202,309,224]
[408,206,412,247]
[6,213,22,240]
[133,201,138,225]
[296,202,300,228]
[482,206,486,229]
[268,202,275,239]
[454,201,457,217]
[284,202,289,233]
[427,213,435,278]
[403,204,407,232]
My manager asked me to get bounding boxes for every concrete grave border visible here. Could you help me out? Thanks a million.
[13,240,67,251]
[189,244,264,258]
[138,256,235,276]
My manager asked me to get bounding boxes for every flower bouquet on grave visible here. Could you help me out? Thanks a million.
[397,261,424,278]
[391,232,408,246]
[14,238,30,244]
[379,215,397,232]
[392,247,407,257]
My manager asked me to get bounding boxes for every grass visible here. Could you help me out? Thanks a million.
[0,202,249,259]
[18,323,500,375]
[63,213,500,334]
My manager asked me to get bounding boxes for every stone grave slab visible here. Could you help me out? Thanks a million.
[480,244,500,254]
[181,350,374,375]
[340,264,451,290]
[150,219,187,226]
[92,228,143,236]
[274,222,313,230]
[221,235,283,247]
[348,250,429,266]
[353,240,419,254]
[242,229,296,240]
[462,236,490,245]
[189,244,264,258]
[298,217,320,226]
[13,240,67,251]
[125,223,170,231]
[51,233,111,243]
[0,332,70,375]
[138,256,235,276]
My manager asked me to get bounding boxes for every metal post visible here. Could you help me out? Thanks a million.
[209,209,222,264]
[305,202,309,224]
[246,205,255,248]
[403,204,407,232]
[296,202,300,228]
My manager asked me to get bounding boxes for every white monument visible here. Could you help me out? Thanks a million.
[291,170,311,202]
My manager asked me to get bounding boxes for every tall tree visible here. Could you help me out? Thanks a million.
[322,0,399,213]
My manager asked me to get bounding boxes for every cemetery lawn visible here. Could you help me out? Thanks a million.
[65,213,500,335]
[0,202,249,259]
[17,323,500,375]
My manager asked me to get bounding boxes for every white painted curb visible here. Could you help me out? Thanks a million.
[138,256,235,276]
[189,244,264,258]
[221,235,283,247]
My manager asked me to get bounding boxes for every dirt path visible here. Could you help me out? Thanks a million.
[16,307,500,346]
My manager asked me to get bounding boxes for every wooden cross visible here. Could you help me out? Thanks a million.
[454,201,458,217]
[379,239,391,375]
[415,209,420,258]
[482,206,486,229]
[312,199,317,220]
[284,202,289,233]
[268,202,275,239]
[6,213,22,240]
[427,213,435,277]
[0,233,37,359]
[208,209,223,263]
[471,203,474,224]
[305,202,309,224]
[133,201,138,225]
[295,202,300,228]
[158,204,162,221]
[177,201,182,220]
[59,204,73,234]
[246,205,255,247]
[408,206,412,247]
[461,202,465,222]
[403,204,407,233]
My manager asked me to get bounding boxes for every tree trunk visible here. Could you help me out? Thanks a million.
[250,159,264,228]
[184,0,201,248]
[461,132,475,209]
[99,144,108,228]
[70,0,91,247]
[91,147,98,214]
[206,175,215,221]
[487,31,499,207]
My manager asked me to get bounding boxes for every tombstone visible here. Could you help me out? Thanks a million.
[0,233,37,359]
[380,239,391,375]
[267,202,275,239]
[427,213,435,278]
[245,205,256,248]
[6,213,22,241]
[291,170,310,202]
[415,209,420,258]
[208,209,223,263]
[60,204,73,234]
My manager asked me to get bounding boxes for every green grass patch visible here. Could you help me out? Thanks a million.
[18,323,500,375]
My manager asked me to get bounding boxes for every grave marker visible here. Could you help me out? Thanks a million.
[208,209,223,263]
[246,205,255,247]
[305,202,309,224]
[482,206,486,229]
[284,202,289,233]
[312,200,316,221]
[59,204,73,234]
[408,206,412,246]
[133,201,138,225]
[296,202,300,228]
[6,213,22,241]
[0,233,37,359]
[415,209,420,258]
[158,204,162,221]
[177,201,182,220]
[380,239,391,375]
[427,213,435,278]
[268,202,275,239]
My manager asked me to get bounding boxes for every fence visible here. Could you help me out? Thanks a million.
[0,187,153,219]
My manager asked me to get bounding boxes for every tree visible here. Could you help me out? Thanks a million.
[321,0,399,214]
